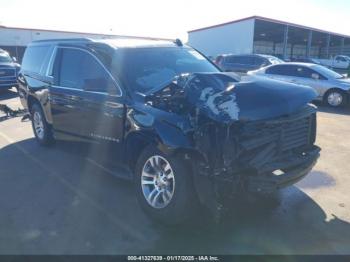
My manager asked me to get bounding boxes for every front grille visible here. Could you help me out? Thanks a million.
[0,68,16,77]
[272,115,311,152]
[237,106,316,170]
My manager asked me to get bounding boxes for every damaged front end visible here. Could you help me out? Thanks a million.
[144,72,320,213]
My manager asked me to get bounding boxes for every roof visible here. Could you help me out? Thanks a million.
[95,38,181,48]
[0,25,172,41]
[218,53,278,58]
[31,37,184,49]
[188,16,350,39]
[272,62,317,67]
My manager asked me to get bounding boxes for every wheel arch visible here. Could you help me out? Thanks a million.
[124,130,206,175]
[27,93,53,124]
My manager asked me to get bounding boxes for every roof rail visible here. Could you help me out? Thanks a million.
[32,37,92,43]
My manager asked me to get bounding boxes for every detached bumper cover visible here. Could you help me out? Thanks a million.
[246,145,320,193]
[193,145,320,214]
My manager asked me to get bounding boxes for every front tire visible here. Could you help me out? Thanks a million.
[325,89,347,107]
[135,146,198,225]
[30,103,54,146]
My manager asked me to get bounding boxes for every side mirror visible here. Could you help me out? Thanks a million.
[12,57,17,62]
[311,73,320,80]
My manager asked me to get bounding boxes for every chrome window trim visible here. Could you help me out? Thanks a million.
[45,46,58,77]
[46,46,123,97]
[51,84,113,96]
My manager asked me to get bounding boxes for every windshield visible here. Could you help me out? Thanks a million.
[111,47,219,93]
[0,52,13,63]
[312,64,345,79]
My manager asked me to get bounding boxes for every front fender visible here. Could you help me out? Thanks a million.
[124,107,196,169]
[126,106,193,148]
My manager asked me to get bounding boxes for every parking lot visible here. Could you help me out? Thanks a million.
[1,89,350,255]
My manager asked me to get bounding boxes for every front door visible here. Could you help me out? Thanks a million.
[50,47,125,154]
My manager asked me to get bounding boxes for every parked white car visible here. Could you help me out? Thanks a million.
[248,63,350,107]
[317,55,350,70]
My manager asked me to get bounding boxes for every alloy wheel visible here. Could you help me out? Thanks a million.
[141,155,175,209]
[327,92,343,107]
[33,111,44,139]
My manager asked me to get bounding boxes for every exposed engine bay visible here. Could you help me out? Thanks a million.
[144,73,320,197]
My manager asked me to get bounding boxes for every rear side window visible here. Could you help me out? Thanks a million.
[240,56,254,65]
[254,57,267,66]
[295,66,314,78]
[226,56,254,65]
[225,56,239,63]
[266,65,297,76]
[54,48,115,92]
[21,45,51,74]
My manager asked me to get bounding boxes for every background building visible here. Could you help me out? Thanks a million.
[188,16,350,59]
[0,26,167,62]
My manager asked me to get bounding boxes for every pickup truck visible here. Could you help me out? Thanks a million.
[0,49,20,91]
[18,38,320,224]
[317,55,350,70]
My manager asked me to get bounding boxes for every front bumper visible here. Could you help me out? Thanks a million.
[193,145,320,213]
[246,145,320,193]
[0,79,18,89]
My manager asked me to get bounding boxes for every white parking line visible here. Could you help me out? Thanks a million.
[0,131,147,243]
[86,157,117,176]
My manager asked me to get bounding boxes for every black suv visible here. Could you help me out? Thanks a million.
[216,54,283,73]
[18,38,320,223]
[0,49,20,91]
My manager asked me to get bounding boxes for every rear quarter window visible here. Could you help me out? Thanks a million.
[266,65,296,76]
[226,56,254,65]
[21,45,51,75]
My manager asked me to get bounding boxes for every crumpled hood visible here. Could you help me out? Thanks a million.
[145,72,317,123]
[231,78,317,121]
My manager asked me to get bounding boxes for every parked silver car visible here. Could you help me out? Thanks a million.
[248,63,350,107]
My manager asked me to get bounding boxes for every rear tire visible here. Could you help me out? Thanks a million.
[30,103,54,146]
[324,89,347,107]
[135,145,198,225]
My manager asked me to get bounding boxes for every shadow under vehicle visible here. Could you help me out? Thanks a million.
[0,139,348,254]
[18,38,320,224]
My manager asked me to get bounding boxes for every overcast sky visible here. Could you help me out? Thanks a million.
[0,0,349,41]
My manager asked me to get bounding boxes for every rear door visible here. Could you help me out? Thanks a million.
[291,66,329,97]
[265,64,298,82]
